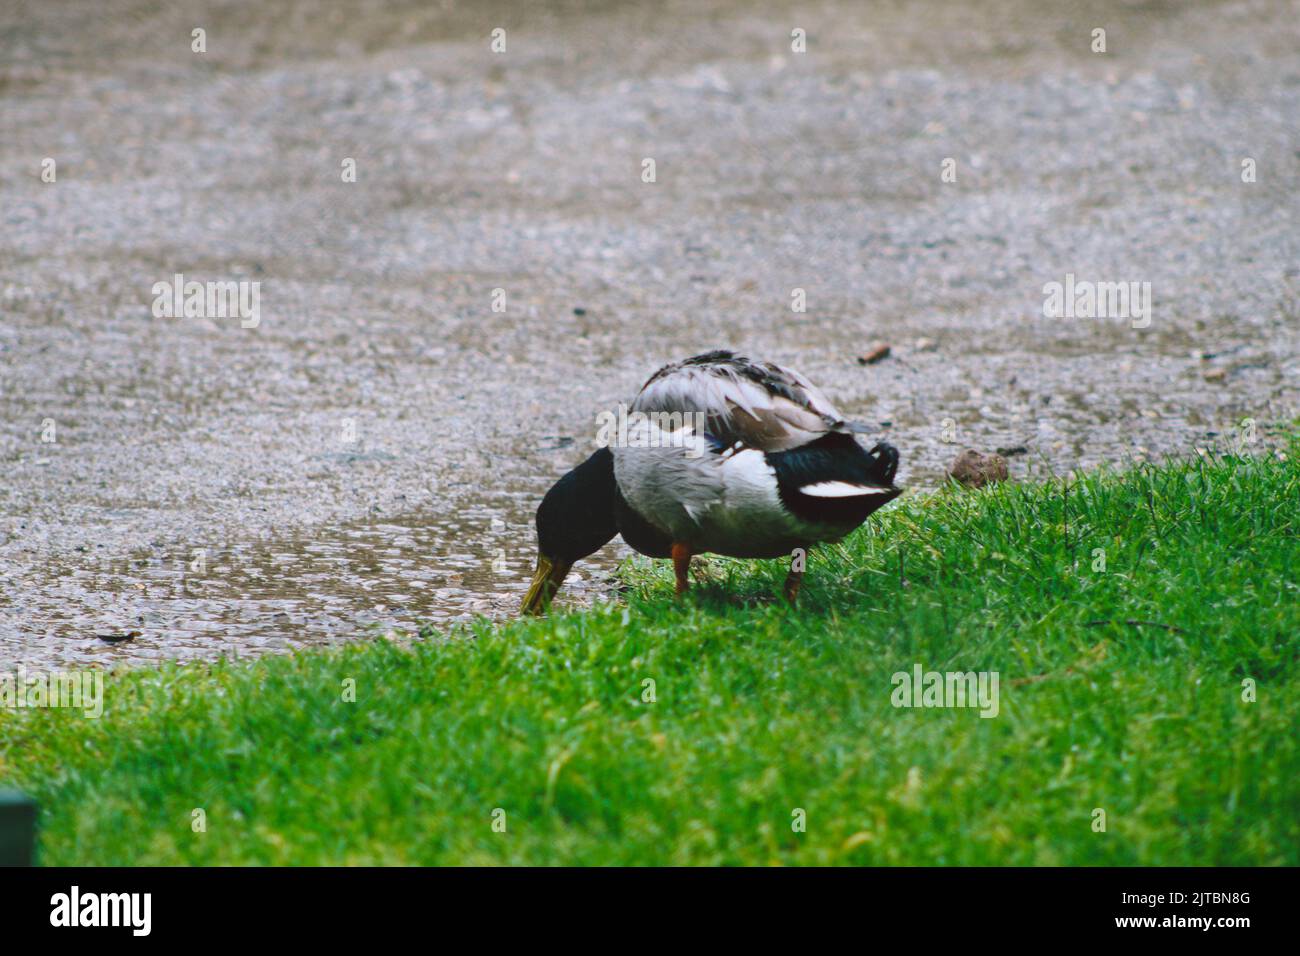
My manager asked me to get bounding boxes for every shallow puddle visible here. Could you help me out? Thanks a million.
[1,495,628,669]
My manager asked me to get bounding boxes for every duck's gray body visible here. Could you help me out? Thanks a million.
[611,351,900,559]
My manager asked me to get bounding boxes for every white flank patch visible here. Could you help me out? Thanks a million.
[799,481,891,498]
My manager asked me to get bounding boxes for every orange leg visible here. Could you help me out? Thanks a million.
[784,545,808,604]
[671,542,692,596]
[783,568,803,604]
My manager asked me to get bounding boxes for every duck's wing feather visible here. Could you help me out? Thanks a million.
[631,350,869,452]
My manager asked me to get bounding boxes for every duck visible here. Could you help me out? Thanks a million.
[520,350,901,614]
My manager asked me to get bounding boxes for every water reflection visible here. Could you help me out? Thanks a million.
[1,492,626,670]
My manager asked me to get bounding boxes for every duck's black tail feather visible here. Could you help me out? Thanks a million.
[864,441,900,486]
[768,434,902,527]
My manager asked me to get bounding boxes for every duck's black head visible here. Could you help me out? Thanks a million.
[520,446,620,615]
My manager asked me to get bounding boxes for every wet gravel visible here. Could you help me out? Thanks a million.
[2,0,1297,669]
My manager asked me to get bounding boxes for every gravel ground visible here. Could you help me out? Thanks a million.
[2,0,1297,669]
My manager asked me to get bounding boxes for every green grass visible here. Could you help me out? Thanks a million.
[2,441,1297,865]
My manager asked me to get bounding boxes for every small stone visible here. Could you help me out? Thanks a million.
[995,444,1029,457]
[857,343,891,365]
[947,449,1009,488]
[914,337,938,352]
[1203,367,1227,382]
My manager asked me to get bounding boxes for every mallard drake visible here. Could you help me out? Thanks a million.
[520,350,901,613]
